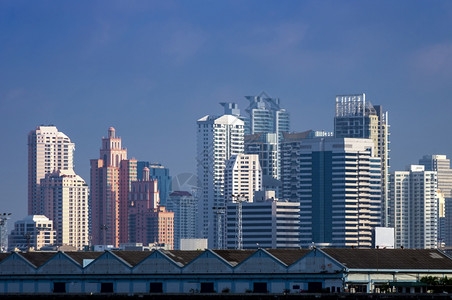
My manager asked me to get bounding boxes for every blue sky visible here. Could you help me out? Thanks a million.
[1,1,452,226]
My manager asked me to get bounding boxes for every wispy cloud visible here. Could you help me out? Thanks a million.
[411,43,452,75]
[162,23,207,65]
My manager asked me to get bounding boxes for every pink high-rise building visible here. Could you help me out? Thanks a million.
[90,127,137,247]
[128,167,174,249]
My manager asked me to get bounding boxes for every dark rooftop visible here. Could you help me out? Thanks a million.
[322,248,452,270]
[211,250,256,266]
[19,252,56,267]
[0,253,9,262]
[161,250,203,266]
[266,249,311,266]
[112,250,154,266]
[64,252,104,265]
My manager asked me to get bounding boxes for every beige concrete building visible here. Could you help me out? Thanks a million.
[28,126,75,216]
[8,215,56,251]
[40,170,89,250]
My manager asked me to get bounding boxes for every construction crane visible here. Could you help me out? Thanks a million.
[0,213,11,252]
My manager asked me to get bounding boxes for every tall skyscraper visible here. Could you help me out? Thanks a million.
[418,155,452,245]
[244,133,279,180]
[167,191,197,250]
[244,92,289,141]
[27,125,88,250]
[90,127,137,247]
[419,155,452,198]
[136,162,172,206]
[388,165,438,249]
[334,94,390,227]
[128,167,174,249]
[28,126,75,215]
[40,170,89,249]
[197,113,244,249]
[281,135,381,248]
[224,154,262,203]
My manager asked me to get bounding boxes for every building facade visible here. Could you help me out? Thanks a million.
[136,162,171,206]
[226,191,300,249]
[90,127,137,247]
[243,92,289,141]
[167,191,197,250]
[28,126,75,216]
[388,165,438,249]
[224,154,262,203]
[196,114,244,249]
[8,215,56,251]
[334,94,390,227]
[128,167,174,249]
[40,170,89,249]
[281,135,381,248]
[244,133,279,180]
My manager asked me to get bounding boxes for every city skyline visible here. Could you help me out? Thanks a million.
[2,1,452,228]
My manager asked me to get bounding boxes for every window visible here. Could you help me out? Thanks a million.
[53,282,66,293]
[101,282,114,293]
[253,282,267,293]
[200,282,215,293]
[150,282,163,293]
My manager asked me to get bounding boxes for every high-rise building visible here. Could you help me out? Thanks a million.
[244,133,279,180]
[167,191,197,250]
[419,155,452,246]
[244,92,289,141]
[40,170,89,249]
[196,113,244,249]
[128,167,174,249]
[8,215,56,251]
[136,162,172,206]
[388,165,438,249]
[224,154,262,203]
[226,191,300,249]
[90,127,137,247]
[28,126,75,215]
[445,198,452,247]
[281,135,381,248]
[419,155,452,198]
[334,94,390,227]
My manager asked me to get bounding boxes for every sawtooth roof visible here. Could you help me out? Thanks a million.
[266,249,312,266]
[112,250,154,266]
[211,249,255,266]
[322,248,452,270]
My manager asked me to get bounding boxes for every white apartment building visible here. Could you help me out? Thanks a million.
[226,191,300,249]
[167,191,197,250]
[388,165,438,249]
[40,169,89,250]
[224,154,262,203]
[197,114,244,249]
[28,126,75,215]
[8,215,56,251]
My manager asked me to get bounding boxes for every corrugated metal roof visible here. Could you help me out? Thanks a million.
[266,249,311,266]
[19,252,56,267]
[322,248,452,270]
[64,252,104,265]
[0,253,10,262]
[112,250,154,266]
[160,250,203,266]
[211,250,256,266]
